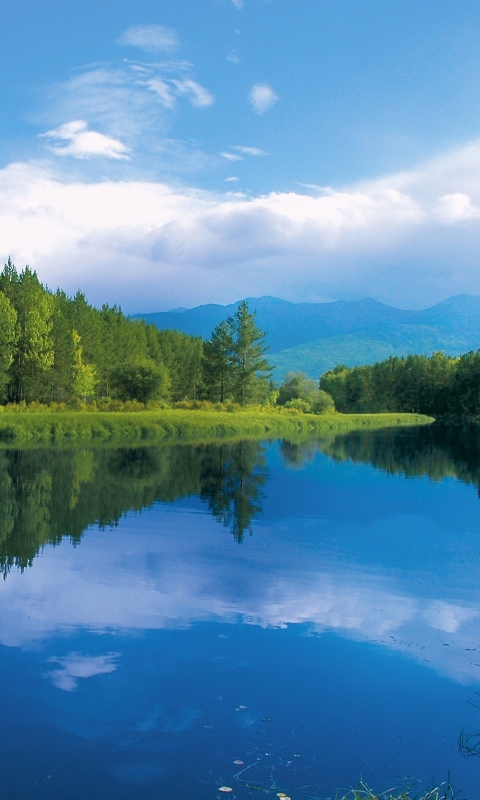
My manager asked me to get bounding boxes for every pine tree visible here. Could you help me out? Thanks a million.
[0,262,54,402]
[72,330,98,402]
[0,291,18,399]
[203,320,234,403]
[229,301,272,405]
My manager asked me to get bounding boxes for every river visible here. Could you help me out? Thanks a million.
[1,424,480,799]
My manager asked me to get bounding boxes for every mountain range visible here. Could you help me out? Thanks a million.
[132,295,480,381]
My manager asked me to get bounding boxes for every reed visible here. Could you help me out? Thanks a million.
[336,781,456,800]
[0,408,433,447]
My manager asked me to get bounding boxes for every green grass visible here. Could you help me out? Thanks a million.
[333,782,454,800]
[231,777,453,800]
[0,408,434,447]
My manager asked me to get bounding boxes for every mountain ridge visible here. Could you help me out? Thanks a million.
[132,294,480,380]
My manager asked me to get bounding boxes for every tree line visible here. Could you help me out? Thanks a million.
[0,260,275,407]
[319,351,480,417]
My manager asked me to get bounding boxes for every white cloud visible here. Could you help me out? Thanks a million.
[41,59,214,167]
[172,79,214,107]
[231,0,244,8]
[42,120,130,160]
[227,51,241,63]
[249,83,279,114]
[225,176,240,182]
[5,141,480,309]
[220,152,244,161]
[45,652,120,691]
[434,192,480,223]
[118,24,179,53]
[144,78,176,109]
[233,145,268,157]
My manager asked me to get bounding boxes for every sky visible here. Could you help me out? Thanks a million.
[2,0,480,311]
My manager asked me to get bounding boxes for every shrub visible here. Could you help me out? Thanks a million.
[312,390,335,414]
[284,398,312,413]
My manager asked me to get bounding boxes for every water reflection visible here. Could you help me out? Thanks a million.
[2,427,480,797]
[291,422,480,489]
[3,423,480,576]
[0,441,268,576]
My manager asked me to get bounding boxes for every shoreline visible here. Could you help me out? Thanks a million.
[0,409,434,447]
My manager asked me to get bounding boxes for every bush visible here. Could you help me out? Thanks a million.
[284,398,312,413]
[311,390,335,414]
[111,360,170,404]
[277,372,318,406]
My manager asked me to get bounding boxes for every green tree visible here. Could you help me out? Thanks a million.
[311,389,335,414]
[156,329,203,401]
[277,371,318,406]
[229,301,272,405]
[203,320,234,402]
[0,261,54,402]
[111,360,170,403]
[72,330,97,401]
[0,291,18,399]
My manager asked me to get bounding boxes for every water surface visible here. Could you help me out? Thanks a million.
[1,425,480,799]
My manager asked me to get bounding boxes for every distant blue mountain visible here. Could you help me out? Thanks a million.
[132,294,480,380]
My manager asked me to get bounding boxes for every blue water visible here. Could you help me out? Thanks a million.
[1,431,480,798]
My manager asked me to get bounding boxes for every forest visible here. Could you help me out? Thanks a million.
[0,260,275,407]
[3,258,480,420]
[320,351,480,417]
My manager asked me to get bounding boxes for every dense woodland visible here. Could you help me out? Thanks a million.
[4,259,480,418]
[0,260,273,407]
[320,352,480,417]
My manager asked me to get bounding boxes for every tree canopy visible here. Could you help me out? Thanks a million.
[203,300,274,405]
[320,351,480,417]
[0,261,280,408]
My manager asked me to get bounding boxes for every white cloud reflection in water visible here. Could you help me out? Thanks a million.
[1,507,479,685]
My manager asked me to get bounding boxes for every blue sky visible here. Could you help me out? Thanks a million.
[2,0,480,311]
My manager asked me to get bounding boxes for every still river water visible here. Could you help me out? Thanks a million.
[2,424,480,799]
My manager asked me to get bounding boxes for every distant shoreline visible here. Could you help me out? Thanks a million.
[0,409,434,447]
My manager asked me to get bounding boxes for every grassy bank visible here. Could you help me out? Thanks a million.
[0,408,434,447]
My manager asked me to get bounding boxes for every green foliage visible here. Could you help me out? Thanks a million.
[0,290,17,398]
[277,371,318,405]
[0,409,432,447]
[284,398,312,413]
[311,389,335,414]
[320,350,480,417]
[0,259,204,407]
[111,360,170,403]
[203,320,234,402]
[0,260,55,402]
[230,300,273,404]
[72,329,97,401]
[203,300,273,405]
[277,370,335,413]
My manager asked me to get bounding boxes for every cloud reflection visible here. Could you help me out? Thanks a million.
[1,510,479,685]
[45,652,120,691]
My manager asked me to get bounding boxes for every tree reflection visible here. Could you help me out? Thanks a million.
[199,441,267,542]
[0,440,268,576]
[280,422,480,495]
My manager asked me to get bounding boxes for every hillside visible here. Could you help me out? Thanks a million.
[133,294,480,380]
[269,323,472,380]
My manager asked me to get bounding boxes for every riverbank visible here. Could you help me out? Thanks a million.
[0,409,434,446]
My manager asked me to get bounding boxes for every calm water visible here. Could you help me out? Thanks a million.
[2,425,480,799]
